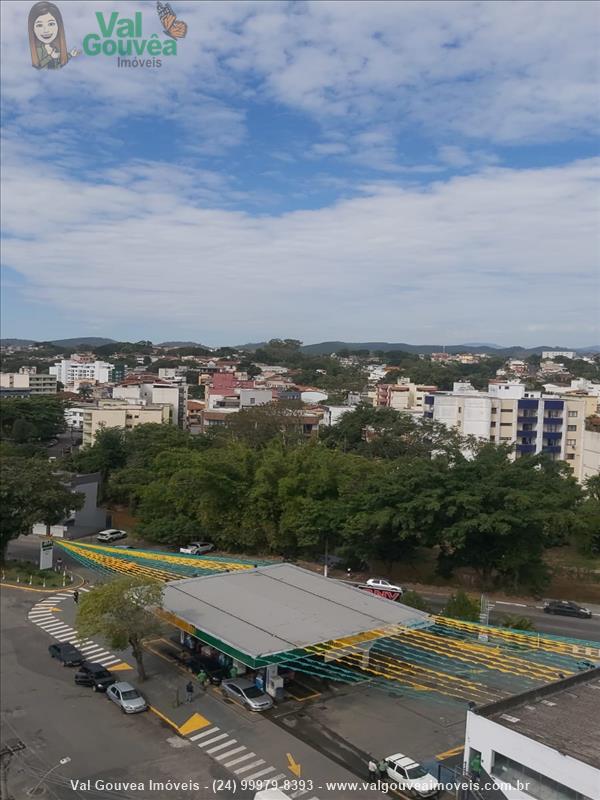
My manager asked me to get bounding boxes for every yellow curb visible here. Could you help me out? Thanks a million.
[149,705,180,731]
[1,575,87,594]
[110,662,134,671]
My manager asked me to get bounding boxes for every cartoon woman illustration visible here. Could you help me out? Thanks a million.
[28,1,79,69]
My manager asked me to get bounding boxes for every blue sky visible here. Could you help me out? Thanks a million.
[1,0,599,347]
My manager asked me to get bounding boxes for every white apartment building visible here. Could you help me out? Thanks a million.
[423,382,599,478]
[158,367,188,380]
[541,350,576,361]
[0,372,57,394]
[50,355,113,387]
[112,381,188,428]
[64,406,87,430]
[206,387,273,413]
[81,402,171,447]
[464,669,600,800]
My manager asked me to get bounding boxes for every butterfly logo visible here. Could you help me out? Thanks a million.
[157,1,187,40]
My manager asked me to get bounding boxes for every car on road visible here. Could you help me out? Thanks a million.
[74,662,117,692]
[49,642,84,667]
[543,600,592,619]
[106,681,148,713]
[221,678,274,711]
[97,529,127,543]
[366,578,404,594]
[179,541,215,555]
[383,753,441,798]
[112,544,134,549]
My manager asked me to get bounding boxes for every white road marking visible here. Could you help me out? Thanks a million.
[101,658,121,667]
[189,727,220,741]
[245,766,276,781]
[234,759,265,775]
[290,789,310,798]
[86,650,111,660]
[198,733,229,748]
[214,745,246,761]
[39,623,71,632]
[223,752,256,768]
[28,614,55,621]
[270,774,288,783]
[496,601,528,607]
[206,739,237,754]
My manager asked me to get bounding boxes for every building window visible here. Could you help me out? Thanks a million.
[491,421,496,428]
[492,751,592,800]
[568,410,578,417]
[567,439,577,447]
[567,425,577,432]
[500,422,512,427]
[566,453,576,460]
[501,408,513,413]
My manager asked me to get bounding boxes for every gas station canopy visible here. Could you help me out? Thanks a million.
[162,563,431,665]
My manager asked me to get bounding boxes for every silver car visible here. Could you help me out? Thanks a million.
[221,678,274,711]
[106,681,148,714]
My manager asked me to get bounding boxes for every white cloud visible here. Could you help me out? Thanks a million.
[2,150,598,345]
[2,0,597,154]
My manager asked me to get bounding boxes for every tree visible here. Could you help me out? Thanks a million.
[11,417,37,443]
[500,614,535,631]
[400,590,432,613]
[0,397,66,441]
[77,385,93,400]
[574,475,600,556]
[76,575,163,681]
[0,456,83,562]
[443,590,480,621]
[68,426,128,483]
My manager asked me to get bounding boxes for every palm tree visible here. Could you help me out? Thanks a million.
[77,384,93,400]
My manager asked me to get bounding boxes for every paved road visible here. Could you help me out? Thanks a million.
[413,589,600,641]
[0,589,254,800]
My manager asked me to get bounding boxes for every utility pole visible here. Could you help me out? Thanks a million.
[478,594,492,642]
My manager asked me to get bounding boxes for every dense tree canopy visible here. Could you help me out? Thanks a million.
[64,410,597,593]
[0,397,66,442]
[0,454,83,561]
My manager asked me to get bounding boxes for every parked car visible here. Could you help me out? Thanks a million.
[106,681,148,713]
[112,544,134,549]
[543,600,592,619]
[383,753,441,798]
[74,662,116,692]
[179,541,215,555]
[221,678,274,711]
[97,529,127,543]
[49,643,83,667]
[366,578,404,594]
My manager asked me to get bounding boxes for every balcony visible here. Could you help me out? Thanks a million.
[543,431,562,441]
[516,443,536,454]
[517,416,538,425]
[543,416,563,425]
[517,431,537,440]
[518,399,539,410]
[542,444,561,454]
[423,411,433,418]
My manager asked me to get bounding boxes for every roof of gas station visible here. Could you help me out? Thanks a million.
[162,563,431,660]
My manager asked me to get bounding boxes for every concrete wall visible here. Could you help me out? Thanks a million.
[464,710,598,800]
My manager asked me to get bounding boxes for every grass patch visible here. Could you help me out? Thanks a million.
[1,559,73,588]
[545,546,600,571]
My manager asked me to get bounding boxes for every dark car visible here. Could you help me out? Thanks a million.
[189,655,228,685]
[49,643,84,666]
[74,661,116,691]
[543,600,592,619]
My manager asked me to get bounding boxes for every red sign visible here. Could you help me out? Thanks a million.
[358,585,402,602]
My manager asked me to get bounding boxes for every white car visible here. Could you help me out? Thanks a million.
[179,541,215,555]
[96,529,127,543]
[366,578,404,594]
[384,753,441,797]
[106,681,148,714]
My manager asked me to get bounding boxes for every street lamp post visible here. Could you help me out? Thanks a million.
[28,757,71,796]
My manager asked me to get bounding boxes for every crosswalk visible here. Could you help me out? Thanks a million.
[27,588,129,670]
[187,724,320,799]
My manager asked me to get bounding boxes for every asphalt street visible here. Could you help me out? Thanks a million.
[0,590,254,800]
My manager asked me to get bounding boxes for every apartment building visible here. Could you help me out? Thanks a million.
[112,377,188,428]
[581,417,600,483]
[541,350,576,360]
[376,380,438,412]
[0,371,57,394]
[81,402,171,447]
[50,354,113,387]
[423,382,599,477]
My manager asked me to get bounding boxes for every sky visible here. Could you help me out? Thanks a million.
[1,0,599,348]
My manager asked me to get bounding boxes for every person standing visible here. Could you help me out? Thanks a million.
[185,680,194,703]
[196,669,208,690]
[367,757,377,781]
[378,758,387,781]
[73,589,79,604]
